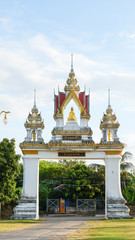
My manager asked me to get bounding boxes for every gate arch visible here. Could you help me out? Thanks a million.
[12,58,131,219]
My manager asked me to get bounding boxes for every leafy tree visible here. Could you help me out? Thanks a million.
[122,176,135,204]
[39,160,64,181]
[120,151,135,202]
[0,138,21,204]
[39,161,65,210]
[59,160,105,200]
[39,160,105,201]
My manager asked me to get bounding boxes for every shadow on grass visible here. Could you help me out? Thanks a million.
[0,219,43,224]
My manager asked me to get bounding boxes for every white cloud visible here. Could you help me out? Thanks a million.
[0,33,134,158]
[0,33,135,119]
[119,31,135,40]
[0,17,13,32]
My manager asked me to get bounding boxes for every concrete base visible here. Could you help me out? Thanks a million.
[107,200,132,219]
[64,121,80,130]
[11,197,38,220]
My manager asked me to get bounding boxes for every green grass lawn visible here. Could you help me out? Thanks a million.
[68,219,135,240]
[0,219,41,232]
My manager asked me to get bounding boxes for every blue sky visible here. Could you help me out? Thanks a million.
[0,0,135,164]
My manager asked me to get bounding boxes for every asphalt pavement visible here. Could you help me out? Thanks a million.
[0,215,105,240]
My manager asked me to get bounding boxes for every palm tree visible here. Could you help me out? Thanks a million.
[121,152,134,173]
[121,151,135,193]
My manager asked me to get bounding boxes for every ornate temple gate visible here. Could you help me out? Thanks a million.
[12,57,131,219]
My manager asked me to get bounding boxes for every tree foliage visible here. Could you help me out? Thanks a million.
[39,160,105,201]
[122,176,135,204]
[0,138,21,204]
[120,151,135,204]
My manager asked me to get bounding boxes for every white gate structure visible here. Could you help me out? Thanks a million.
[12,57,131,220]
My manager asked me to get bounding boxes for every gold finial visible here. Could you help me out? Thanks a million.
[68,107,77,121]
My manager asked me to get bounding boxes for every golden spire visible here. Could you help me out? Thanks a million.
[64,54,80,92]
[68,107,77,121]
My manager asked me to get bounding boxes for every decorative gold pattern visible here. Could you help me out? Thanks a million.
[51,129,93,136]
[24,104,44,130]
[53,66,90,120]
[20,141,124,151]
[60,89,84,114]
[64,68,80,92]
[100,105,120,130]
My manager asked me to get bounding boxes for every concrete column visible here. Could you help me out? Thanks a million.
[25,128,32,141]
[80,118,89,128]
[113,129,119,142]
[55,117,64,128]
[101,129,107,142]
[12,155,39,220]
[105,155,131,219]
[37,128,44,142]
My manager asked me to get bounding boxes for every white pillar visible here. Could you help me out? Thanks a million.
[55,117,64,128]
[105,155,131,219]
[25,128,32,141]
[22,156,39,199]
[80,118,89,128]
[12,155,39,220]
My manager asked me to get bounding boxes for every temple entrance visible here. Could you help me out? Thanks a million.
[12,57,131,220]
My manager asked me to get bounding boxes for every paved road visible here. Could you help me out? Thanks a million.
[0,215,104,240]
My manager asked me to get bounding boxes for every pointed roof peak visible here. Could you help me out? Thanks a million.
[34,89,36,107]
[69,53,75,78]
[106,89,113,114]
[107,89,111,109]
[70,53,74,73]
[32,89,38,113]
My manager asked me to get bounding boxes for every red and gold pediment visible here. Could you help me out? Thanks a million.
[60,89,84,114]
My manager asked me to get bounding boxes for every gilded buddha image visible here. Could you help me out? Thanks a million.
[68,107,77,121]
